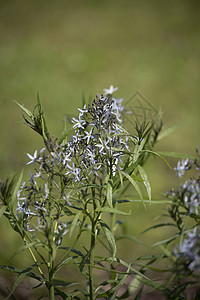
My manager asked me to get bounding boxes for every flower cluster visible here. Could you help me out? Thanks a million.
[169,156,200,215]
[61,86,129,181]
[181,178,200,214]
[175,228,200,271]
[169,155,200,273]
[16,142,68,240]
[16,86,130,236]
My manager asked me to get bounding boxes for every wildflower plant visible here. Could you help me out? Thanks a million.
[1,86,199,299]
[134,154,200,299]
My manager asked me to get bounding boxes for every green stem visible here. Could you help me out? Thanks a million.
[48,249,55,300]
[48,219,56,300]
[49,283,54,300]
[89,222,96,300]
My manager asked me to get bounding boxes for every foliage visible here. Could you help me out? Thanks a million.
[0,86,199,299]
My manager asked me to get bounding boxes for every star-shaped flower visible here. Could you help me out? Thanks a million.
[26,150,38,165]
[104,85,118,95]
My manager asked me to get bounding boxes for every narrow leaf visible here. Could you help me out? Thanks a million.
[41,116,48,140]
[142,150,173,169]
[54,287,69,299]
[11,170,23,210]
[95,206,131,216]
[54,257,74,273]
[119,275,142,299]
[70,211,81,237]
[152,233,179,247]
[58,124,74,145]
[4,265,41,300]
[14,101,33,118]
[94,280,116,295]
[106,179,113,208]
[141,223,176,234]
[117,168,124,187]
[158,151,196,160]
[0,265,42,282]
[5,273,26,300]
[100,221,116,261]
[52,278,76,287]
[59,247,84,257]
[110,264,131,299]
[157,124,180,141]
[116,235,152,249]
[121,171,143,202]
[137,165,151,203]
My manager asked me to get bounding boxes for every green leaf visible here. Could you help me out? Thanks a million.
[157,151,196,160]
[36,93,49,140]
[54,287,82,299]
[54,257,74,274]
[52,278,76,287]
[60,204,74,216]
[128,275,142,296]
[141,150,173,169]
[119,275,142,299]
[3,265,42,300]
[117,168,124,187]
[121,171,143,202]
[141,223,176,234]
[58,124,74,145]
[40,115,48,140]
[79,248,92,274]
[97,264,131,299]
[106,179,113,208]
[152,233,180,247]
[59,247,84,258]
[110,264,131,299]
[137,165,151,203]
[11,170,23,210]
[100,221,116,261]
[10,241,50,260]
[95,206,131,216]
[14,100,33,118]
[70,210,81,237]
[157,124,180,141]
[54,287,69,299]
[5,273,26,300]
[0,265,21,273]
[116,235,152,249]
[111,258,168,292]
[0,264,42,282]
[95,280,117,295]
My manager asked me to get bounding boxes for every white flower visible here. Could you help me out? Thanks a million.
[63,152,71,165]
[176,228,200,271]
[78,104,88,116]
[26,150,38,165]
[174,159,190,177]
[83,128,94,144]
[104,85,118,95]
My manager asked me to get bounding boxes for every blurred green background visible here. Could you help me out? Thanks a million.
[0,0,200,296]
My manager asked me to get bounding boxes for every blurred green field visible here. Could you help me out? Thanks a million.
[0,0,200,297]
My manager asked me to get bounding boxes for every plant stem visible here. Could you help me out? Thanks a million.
[48,253,55,300]
[49,283,54,300]
[89,222,96,300]
[48,225,56,300]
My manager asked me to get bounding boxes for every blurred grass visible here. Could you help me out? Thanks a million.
[0,0,200,282]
